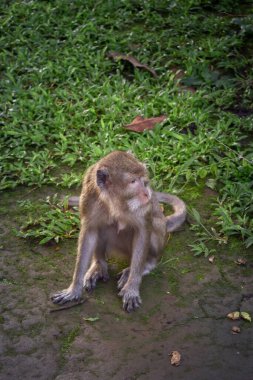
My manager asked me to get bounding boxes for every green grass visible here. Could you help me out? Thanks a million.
[1,0,253,252]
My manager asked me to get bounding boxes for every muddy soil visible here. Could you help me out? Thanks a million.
[0,188,252,380]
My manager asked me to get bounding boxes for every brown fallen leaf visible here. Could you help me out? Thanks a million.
[208,255,215,264]
[231,326,241,334]
[107,51,158,78]
[235,258,247,265]
[227,311,240,320]
[170,351,181,366]
[124,115,167,133]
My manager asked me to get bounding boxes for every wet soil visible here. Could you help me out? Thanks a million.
[0,188,253,380]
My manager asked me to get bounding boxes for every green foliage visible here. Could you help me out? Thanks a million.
[214,181,253,247]
[61,326,80,354]
[15,195,79,244]
[1,0,253,249]
[188,207,227,257]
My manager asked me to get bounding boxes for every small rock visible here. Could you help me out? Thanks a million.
[231,326,241,334]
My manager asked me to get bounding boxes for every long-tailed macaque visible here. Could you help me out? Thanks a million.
[51,151,186,312]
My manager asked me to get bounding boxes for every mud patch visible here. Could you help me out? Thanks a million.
[0,189,253,380]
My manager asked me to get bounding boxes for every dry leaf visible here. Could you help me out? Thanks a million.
[83,316,100,322]
[170,351,181,366]
[124,115,167,132]
[241,312,251,322]
[235,258,247,265]
[231,326,241,334]
[208,255,215,263]
[227,311,240,320]
[107,51,158,78]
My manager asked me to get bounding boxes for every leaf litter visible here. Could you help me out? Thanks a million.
[124,115,167,132]
[227,311,251,322]
[170,351,181,366]
[107,51,158,77]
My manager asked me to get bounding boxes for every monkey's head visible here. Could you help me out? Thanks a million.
[96,151,152,212]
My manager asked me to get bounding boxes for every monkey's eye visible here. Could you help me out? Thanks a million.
[131,179,137,184]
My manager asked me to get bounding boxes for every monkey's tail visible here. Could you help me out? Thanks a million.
[67,196,80,207]
[155,192,186,233]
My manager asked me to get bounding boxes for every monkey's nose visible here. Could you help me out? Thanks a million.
[141,191,150,204]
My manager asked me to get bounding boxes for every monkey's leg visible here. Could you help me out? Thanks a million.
[84,257,109,292]
[83,233,109,292]
[51,226,97,304]
[118,230,148,312]
[117,257,157,290]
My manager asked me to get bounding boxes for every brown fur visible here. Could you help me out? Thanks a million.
[51,151,186,312]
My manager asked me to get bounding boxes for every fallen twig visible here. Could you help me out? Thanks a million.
[49,298,88,313]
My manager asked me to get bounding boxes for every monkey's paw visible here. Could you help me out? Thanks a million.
[51,287,82,305]
[117,267,130,290]
[118,287,142,313]
[84,265,109,292]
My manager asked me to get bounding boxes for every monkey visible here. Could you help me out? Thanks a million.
[51,151,186,312]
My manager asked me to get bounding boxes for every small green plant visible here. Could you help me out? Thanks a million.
[16,195,79,244]
[61,326,80,354]
[188,207,227,257]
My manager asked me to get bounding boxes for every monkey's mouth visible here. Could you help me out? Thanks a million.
[139,193,150,205]
[127,196,151,212]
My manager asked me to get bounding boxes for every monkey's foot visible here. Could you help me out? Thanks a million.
[117,267,130,290]
[118,287,142,313]
[84,264,109,292]
[51,287,82,305]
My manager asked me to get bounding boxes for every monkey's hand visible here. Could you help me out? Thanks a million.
[51,285,82,305]
[84,262,109,292]
[118,286,142,313]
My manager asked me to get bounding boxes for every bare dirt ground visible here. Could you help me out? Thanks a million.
[0,188,253,380]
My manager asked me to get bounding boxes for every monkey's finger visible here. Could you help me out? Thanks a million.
[51,296,69,305]
[51,293,69,305]
[84,271,109,292]
[117,268,130,290]
[84,280,96,293]
[51,290,78,305]
[123,296,142,313]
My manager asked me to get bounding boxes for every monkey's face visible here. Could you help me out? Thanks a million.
[96,166,151,212]
[123,174,152,212]
[95,151,152,213]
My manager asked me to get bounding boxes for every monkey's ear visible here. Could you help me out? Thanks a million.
[96,167,110,189]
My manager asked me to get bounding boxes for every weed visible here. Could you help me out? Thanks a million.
[61,326,80,355]
[15,195,79,244]
[188,207,228,257]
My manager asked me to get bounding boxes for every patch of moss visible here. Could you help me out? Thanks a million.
[60,326,80,355]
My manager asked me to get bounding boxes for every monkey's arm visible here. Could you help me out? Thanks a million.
[155,192,186,232]
[118,227,148,312]
[51,223,97,304]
